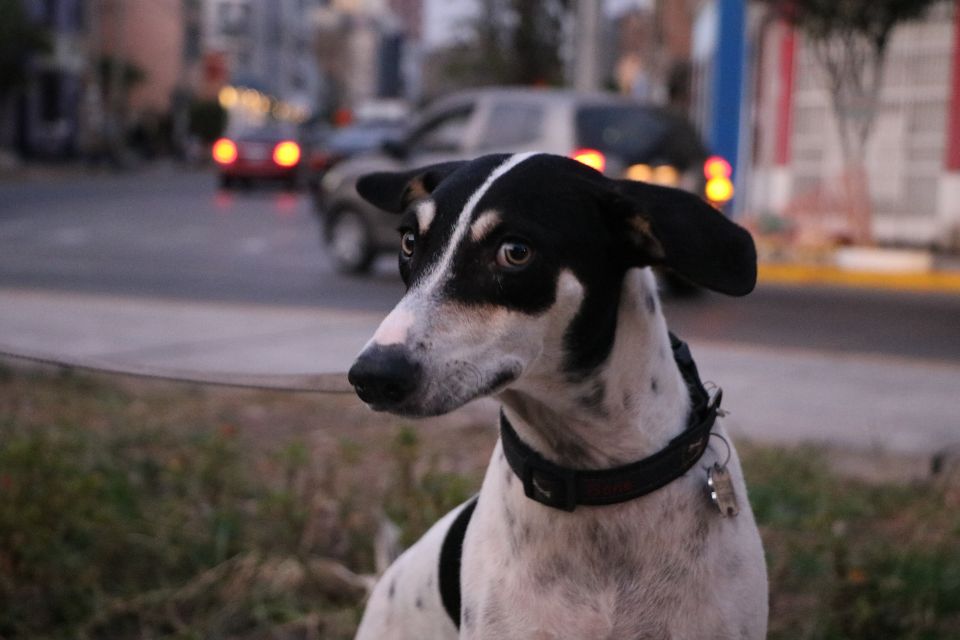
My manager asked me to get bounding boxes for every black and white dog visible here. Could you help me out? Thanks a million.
[348,153,767,639]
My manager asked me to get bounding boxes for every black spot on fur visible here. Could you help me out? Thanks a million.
[388,577,397,599]
[415,596,423,609]
[725,551,744,577]
[482,596,508,635]
[651,377,659,394]
[645,293,656,314]
[503,503,523,556]
[578,379,607,414]
[533,554,573,590]
[685,508,712,558]
[462,605,473,629]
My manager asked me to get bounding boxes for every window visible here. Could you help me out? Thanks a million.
[39,72,63,122]
[476,103,544,150]
[408,108,473,154]
[217,1,250,36]
[576,105,705,170]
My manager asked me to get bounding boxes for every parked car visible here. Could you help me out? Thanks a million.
[212,123,303,189]
[303,120,406,193]
[316,87,722,274]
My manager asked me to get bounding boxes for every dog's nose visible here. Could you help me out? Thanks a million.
[348,346,421,408]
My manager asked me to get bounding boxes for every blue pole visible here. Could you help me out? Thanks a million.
[710,0,746,186]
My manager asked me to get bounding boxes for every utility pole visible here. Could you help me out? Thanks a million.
[574,0,603,92]
[106,0,128,162]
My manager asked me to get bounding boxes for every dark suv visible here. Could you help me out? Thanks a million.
[316,88,712,274]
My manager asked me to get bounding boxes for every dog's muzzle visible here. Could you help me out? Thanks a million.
[348,345,422,410]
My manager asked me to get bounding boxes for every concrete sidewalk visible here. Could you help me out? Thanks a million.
[1,287,958,456]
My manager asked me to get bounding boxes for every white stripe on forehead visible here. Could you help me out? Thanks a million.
[418,152,538,293]
[416,200,436,234]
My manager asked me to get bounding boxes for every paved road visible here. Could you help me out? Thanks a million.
[0,164,404,310]
[2,165,958,363]
[2,165,959,454]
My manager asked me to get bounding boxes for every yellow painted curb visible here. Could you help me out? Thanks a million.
[758,263,960,294]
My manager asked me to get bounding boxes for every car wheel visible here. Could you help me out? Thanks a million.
[327,208,375,274]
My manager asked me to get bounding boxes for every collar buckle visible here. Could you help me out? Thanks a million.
[521,461,578,512]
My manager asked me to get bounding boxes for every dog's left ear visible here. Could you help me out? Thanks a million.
[610,179,757,296]
[356,161,466,213]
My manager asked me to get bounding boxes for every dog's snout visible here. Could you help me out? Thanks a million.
[348,346,421,408]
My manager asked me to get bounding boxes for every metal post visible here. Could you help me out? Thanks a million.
[574,0,602,92]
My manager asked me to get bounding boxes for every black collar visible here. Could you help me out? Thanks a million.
[500,333,720,511]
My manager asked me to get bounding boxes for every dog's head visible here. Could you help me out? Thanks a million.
[347,153,755,416]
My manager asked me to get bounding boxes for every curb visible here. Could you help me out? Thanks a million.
[758,262,960,294]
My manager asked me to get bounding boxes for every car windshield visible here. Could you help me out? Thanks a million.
[327,122,404,152]
[233,123,298,142]
[575,105,706,170]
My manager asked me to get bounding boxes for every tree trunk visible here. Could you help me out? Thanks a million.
[812,32,890,244]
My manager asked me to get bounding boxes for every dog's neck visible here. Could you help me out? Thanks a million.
[498,268,690,469]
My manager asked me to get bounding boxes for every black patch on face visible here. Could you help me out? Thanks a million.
[396,154,511,290]
[397,154,644,380]
[443,156,631,377]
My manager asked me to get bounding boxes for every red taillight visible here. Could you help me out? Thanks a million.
[212,138,237,164]
[273,140,301,167]
[704,155,732,179]
[703,155,734,204]
[571,148,606,173]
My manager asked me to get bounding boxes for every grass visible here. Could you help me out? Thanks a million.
[0,365,958,639]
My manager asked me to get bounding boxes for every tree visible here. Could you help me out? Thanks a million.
[757,0,940,242]
[0,0,49,98]
[188,99,227,145]
[0,0,50,154]
[438,0,571,90]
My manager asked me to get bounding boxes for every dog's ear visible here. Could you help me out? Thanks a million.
[356,161,466,213]
[610,179,757,296]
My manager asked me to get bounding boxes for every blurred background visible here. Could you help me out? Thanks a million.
[1,0,959,638]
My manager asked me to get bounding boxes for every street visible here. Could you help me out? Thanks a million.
[1,165,959,455]
[1,164,959,364]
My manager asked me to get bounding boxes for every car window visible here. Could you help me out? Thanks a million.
[408,107,473,154]
[575,106,706,170]
[327,123,404,152]
[476,103,545,150]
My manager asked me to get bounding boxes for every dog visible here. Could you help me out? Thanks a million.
[347,153,768,639]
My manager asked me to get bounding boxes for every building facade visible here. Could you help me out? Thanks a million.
[201,0,324,112]
[747,0,960,248]
[15,0,87,158]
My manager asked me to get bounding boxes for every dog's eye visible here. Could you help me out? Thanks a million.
[400,231,416,257]
[497,241,533,269]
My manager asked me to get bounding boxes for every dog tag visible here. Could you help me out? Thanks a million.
[707,464,739,517]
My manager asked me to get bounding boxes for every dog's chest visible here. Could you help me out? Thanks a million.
[459,450,722,639]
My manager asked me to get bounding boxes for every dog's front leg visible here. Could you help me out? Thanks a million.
[354,503,469,640]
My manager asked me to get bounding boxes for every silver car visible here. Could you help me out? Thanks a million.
[316,88,711,274]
